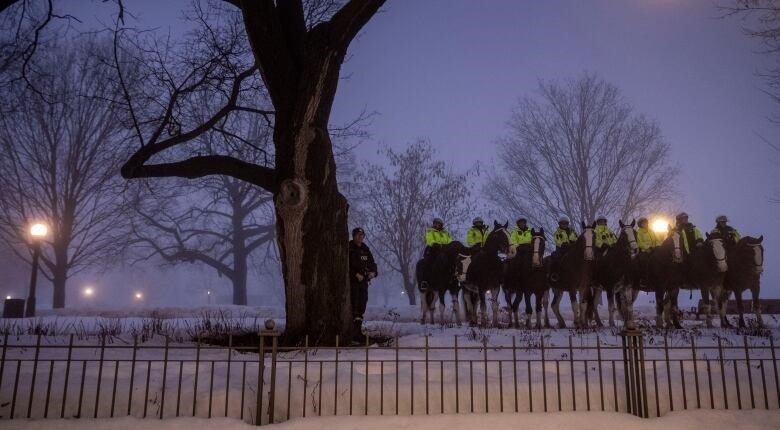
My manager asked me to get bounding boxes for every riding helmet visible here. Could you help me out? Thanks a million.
[716,215,728,223]
[472,217,484,225]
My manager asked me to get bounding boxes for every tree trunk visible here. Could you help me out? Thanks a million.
[275,123,350,345]
[401,271,417,306]
[232,256,248,306]
[51,261,68,308]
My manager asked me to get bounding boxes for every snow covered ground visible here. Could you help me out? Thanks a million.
[3,409,780,430]
[1,304,779,428]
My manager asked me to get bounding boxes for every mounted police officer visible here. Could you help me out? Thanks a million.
[674,212,703,257]
[419,217,453,290]
[466,217,489,250]
[593,215,617,251]
[510,217,533,247]
[710,215,740,249]
[349,227,377,339]
[635,217,659,286]
[549,217,578,282]
[636,217,660,253]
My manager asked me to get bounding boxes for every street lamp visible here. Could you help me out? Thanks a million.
[83,287,95,297]
[134,292,143,300]
[26,222,48,317]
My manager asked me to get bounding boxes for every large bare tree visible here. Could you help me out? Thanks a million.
[352,140,474,305]
[0,40,129,308]
[487,74,678,231]
[105,1,385,343]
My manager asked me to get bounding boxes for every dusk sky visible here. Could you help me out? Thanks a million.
[64,0,780,300]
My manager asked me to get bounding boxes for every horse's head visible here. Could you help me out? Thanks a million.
[456,254,471,283]
[580,221,595,261]
[618,219,639,260]
[739,235,764,275]
[486,220,510,254]
[705,234,728,273]
[531,228,545,268]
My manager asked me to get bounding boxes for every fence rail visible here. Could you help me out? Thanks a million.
[0,331,778,424]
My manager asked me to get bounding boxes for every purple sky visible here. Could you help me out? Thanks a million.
[65,0,779,300]
[330,0,780,297]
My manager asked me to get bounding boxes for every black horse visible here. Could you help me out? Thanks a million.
[638,229,686,328]
[504,229,550,329]
[592,220,639,329]
[415,241,469,325]
[461,221,510,327]
[721,235,764,328]
[551,222,595,328]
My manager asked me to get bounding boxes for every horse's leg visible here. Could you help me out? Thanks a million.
[542,288,552,329]
[591,285,604,328]
[655,289,666,329]
[606,285,616,328]
[621,282,635,330]
[420,290,428,325]
[452,288,463,327]
[717,285,731,328]
[735,288,745,328]
[551,288,565,329]
[523,290,532,329]
[490,287,501,328]
[751,282,763,327]
[438,290,447,326]
[701,287,713,328]
[568,288,579,328]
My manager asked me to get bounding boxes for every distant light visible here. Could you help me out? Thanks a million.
[29,223,48,238]
[207,290,211,295]
[400,291,405,295]
[83,287,94,297]
[134,292,143,300]
[5,295,10,300]
[651,218,669,234]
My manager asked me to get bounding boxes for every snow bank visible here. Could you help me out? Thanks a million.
[3,409,779,430]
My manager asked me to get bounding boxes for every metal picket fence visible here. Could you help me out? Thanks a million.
[0,330,778,424]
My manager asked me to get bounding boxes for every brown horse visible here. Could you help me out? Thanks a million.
[550,222,595,328]
[721,235,764,328]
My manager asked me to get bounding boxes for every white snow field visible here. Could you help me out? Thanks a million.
[2,409,780,430]
[0,304,778,428]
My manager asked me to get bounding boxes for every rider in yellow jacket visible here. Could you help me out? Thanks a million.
[466,217,488,248]
[636,217,660,253]
[553,217,578,250]
[510,217,532,246]
[594,215,617,249]
[674,212,703,255]
[425,217,453,247]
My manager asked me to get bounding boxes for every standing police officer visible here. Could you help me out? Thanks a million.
[349,227,377,339]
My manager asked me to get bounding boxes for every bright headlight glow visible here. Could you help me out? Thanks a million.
[651,218,669,234]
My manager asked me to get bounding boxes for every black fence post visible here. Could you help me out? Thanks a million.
[255,319,279,426]
[621,328,648,418]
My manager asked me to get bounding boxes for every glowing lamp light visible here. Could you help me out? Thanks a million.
[83,287,94,297]
[134,292,143,300]
[6,295,11,300]
[29,223,48,238]
[651,218,669,234]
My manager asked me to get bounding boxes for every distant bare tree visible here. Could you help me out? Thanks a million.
[487,74,678,231]
[352,140,474,305]
[132,173,275,306]
[0,40,130,308]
